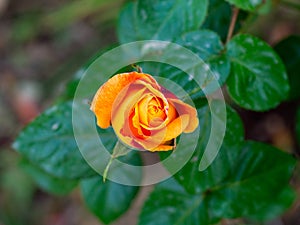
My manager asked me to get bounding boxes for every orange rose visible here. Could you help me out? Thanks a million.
[90,72,199,151]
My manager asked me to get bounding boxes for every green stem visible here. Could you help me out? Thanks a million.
[103,156,114,182]
[102,141,132,182]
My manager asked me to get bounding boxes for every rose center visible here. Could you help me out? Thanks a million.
[148,105,159,115]
[146,98,167,127]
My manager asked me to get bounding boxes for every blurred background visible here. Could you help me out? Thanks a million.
[0,0,300,225]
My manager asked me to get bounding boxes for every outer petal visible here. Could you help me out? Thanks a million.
[148,143,174,151]
[161,86,178,99]
[163,114,190,141]
[90,72,158,128]
[113,84,148,142]
[168,98,199,133]
[134,127,168,150]
[139,113,189,150]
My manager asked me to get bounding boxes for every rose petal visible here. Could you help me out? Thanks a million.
[137,94,153,126]
[131,114,187,150]
[90,72,158,128]
[148,143,174,151]
[168,98,199,133]
[131,81,169,131]
[118,137,175,152]
[165,101,177,124]
[163,114,190,141]
[92,72,199,152]
[161,86,178,99]
[130,108,144,137]
[112,80,168,149]
[116,97,168,149]
[113,81,198,151]
[139,139,176,152]
[113,84,147,141]
[133,127,168,150]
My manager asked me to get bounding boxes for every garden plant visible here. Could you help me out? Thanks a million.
[12,0,300,224]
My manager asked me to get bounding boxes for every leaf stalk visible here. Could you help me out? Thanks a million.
[226,7,240,44]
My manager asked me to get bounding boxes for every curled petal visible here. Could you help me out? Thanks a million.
[168,98,199,133]
[165,101,177,125]
[134,127,167,150]
[146,142,175,152]
[90,72,158,128]
[113,84,147,141]
[163,114,190,142]
[137,94,153,127]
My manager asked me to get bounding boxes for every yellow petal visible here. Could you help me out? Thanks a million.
[137,94,153,126]
[133,127,167,150]
[111,80,167,149]
[131,104,143,136]
[112,85,147,142]
[90,72,158,128]
[168,98,199,133]
[163,114,190,141]
[130,81,169,131]
[165,101,177,124]
[148,143,174,152]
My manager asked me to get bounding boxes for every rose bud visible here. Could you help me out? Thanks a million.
[90,72,198,151]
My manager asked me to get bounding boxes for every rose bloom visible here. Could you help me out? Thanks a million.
[90,72,199,151]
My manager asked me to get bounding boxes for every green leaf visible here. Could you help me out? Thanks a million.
[130,31,230,100]
[139,178,212,225]
[202,0,248,41]
[208,141,295,221]
[147,62,202,100]
[202,0,232,41]
[246,186,295,221]
[117,2,139,44]
[13,101,96,179]
[225,0,263,11]
[117,0,208,43]
[176,30,231,90]
[132,61,203,102]
[137,30,230,99]
[20,159,78,195]
[168,101,244,193]
[81,175,139,224]
[226,34,289,111]
[141,141,295,225]
[275,35,300,100]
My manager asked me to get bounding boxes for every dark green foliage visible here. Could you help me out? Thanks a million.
[13,102,96,179]
[275,36,300,100]
[13,0,298,224]
[226,34,289,111]
[81,176,139,224]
